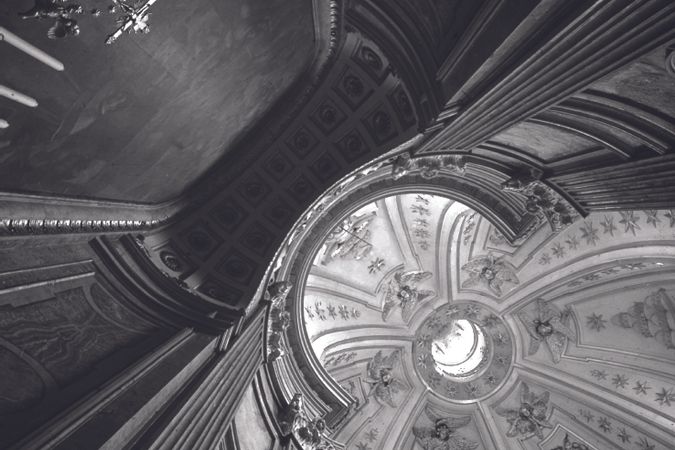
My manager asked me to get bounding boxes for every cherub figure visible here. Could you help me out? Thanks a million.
[380,270,435,321]
[496,383,552,439]
[519,299,576,363]
[267,280,293,308]
[461,253,519,297]
[363,350,406,407]
[412,406,479,450]
[278,394,303,436]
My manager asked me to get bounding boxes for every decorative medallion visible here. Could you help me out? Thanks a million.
[413,302,514,402]
[159,250,182,271]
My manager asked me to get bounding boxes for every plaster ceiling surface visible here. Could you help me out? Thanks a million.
[0,0,314,202]
[299,193,675,450]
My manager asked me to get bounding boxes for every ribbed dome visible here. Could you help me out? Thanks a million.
[295,192,675,449]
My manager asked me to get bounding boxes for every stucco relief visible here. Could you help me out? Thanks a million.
[518,299,576,364]
[495,382,553,440]
[379,270,435,322]
[363,350,407,408]
[460,253,519,297]
[412,406,478,450]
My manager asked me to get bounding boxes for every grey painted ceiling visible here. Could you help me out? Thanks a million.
[0,0,314,202]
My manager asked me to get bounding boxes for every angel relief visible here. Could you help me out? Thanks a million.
[319,212,375,265]
[380,270,435,322]
[461,253,519,297]
[519,299,576,363]
[495,382,552,440]
[412,406,479,450]
[363,350,407,407]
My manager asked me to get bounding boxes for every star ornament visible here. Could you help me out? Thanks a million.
[565,234,580,250]
[619,211,641,236]
[364,428,379,442]
[519,300,576,363]
[551,242,566,259]
[539,253,551,265]
[617,428,632,444]
[655,387,675,407]
[645,210,660,228]
[664,210,675,228]
[612,374,628,389]
[633,381,651,395]
[600,215,617,236]
[586,313,607,331]
[580,220,599,245]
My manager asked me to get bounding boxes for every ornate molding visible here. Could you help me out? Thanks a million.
[391,152,466,180]
[0,217,164,236]
[501,170,578,232]
[266,281,293,362]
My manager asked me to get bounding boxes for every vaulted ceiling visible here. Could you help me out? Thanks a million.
[1,1,675,449]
